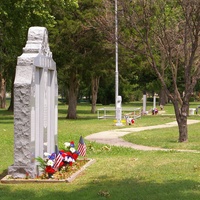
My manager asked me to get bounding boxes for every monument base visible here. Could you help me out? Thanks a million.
[8,164,37,179]
[115,121,124,126]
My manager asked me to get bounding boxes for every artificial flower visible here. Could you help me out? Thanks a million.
[70,147,76,153]
[40,141,80,177]
[70,141,75,147]
[44,152,51,157]
[64,156,74,163]
[64,142,70,148]
[47,160,54,167]
[72,152,79,160]
[49,153,56,160]
[45,166,56,174]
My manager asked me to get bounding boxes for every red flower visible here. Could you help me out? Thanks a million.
[45,166,56,174]
[58,161,65,168]
[60,150,73,158]
[65,152,73,157]
[72,153,78,160]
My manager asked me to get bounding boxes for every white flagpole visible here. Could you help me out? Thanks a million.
[115,0,123,126]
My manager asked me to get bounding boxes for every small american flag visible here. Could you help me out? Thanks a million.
[53,153,63,170]
[78,136,86,157]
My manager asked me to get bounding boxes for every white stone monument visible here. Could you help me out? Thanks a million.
[142,92,147,114]
[153,94,156,109]
[8,27,58,178]
[116,95,123,126]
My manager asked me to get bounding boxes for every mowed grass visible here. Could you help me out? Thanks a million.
[1,101,200,200]
[123,121,200,150]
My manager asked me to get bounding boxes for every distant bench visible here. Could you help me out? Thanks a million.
[97,107,141,119]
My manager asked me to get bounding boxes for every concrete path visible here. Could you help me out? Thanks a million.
[85,120,200,152]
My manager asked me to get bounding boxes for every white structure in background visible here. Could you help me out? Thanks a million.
[153,94,156,109]
[142,92,147,114]
[8,27,58,178]
[116,95,123,126]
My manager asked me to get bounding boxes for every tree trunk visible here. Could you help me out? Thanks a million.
[0,74,6,108]
[159,88,168,106]
[173,101,188,142]
[66,72,79,119]
[177,118,188,142]
[8,77,14,112]
[91,76,100,114]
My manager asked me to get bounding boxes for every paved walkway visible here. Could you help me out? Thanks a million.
[85,120,200,152]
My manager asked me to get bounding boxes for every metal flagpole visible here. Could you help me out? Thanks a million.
[115,0,119,101]
[115,0,123,126]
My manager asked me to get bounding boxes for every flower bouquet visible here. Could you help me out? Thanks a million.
[36,141,82,179]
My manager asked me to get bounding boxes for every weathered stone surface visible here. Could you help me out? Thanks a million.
[8,27,58,178]
[8,165,36,179]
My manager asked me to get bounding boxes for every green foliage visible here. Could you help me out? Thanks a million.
[132,89,143,101]
[0,0,79,90]
[35,157,46,170]
[49,0,115,109]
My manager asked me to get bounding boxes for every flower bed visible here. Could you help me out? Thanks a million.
[1,158,95,183]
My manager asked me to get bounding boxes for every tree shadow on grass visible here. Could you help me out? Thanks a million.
[0,110,13,125]
[0,120,14,125]
[1,177,200,200]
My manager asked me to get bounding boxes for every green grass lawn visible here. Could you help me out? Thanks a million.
[1,101,200,200]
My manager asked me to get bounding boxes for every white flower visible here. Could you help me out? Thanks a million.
[44,152,51,157]
[64,157,75,163]
[64,142,70,148]
[70,147,76,153]
[47,160,54,167]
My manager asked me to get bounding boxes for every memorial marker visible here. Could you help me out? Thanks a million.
[8,27,58,178]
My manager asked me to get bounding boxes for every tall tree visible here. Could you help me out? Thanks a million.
[50,7,87,119]
[0,0,78,111]
[117,0,200,142]
[51,0,113,118]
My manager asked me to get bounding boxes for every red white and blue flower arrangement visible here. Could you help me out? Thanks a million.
[37,137,86,179]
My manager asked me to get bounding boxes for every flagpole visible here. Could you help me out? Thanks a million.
[115,0,123,126]
[115,0,119,102]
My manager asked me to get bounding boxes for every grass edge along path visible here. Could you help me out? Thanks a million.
[86,119,200,152]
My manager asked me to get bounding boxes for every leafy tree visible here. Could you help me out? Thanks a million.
[50,4,87,119]
[118,0,200,142]
[0,0,77,110]
[51,0,114,118]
